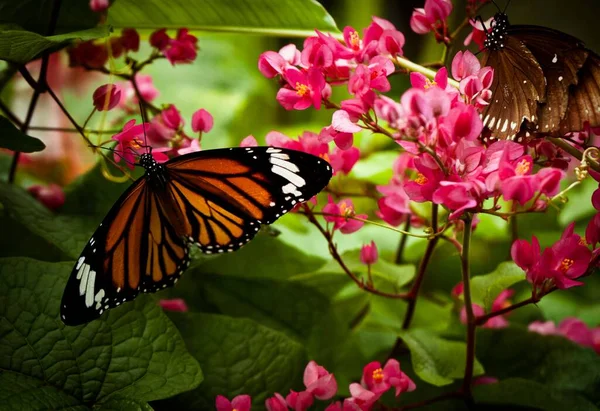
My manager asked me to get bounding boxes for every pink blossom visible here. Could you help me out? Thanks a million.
[377,197,406,226]
[150,28,170,50]
[586,212,600,246]
[322,197,367,234]
[147,105,183,144]
[410,8,431,34]
[216,394,251,411]
[530,318,600,353]
[433,180,481,219]
[164,29,198,65]
[360,241,378,265]
[404,158,444,202]
[410,0,452,34]
[121,28,140,52]
[361,359,415,397]
[498,155,538,205]
[240,135,258,147]
[119,74,159,111]
[451,50,480,81]
[536,167,564,196]
[464,17,493,49]
[347,383,380,410]
[329,146,360,175]
[191,108,214,133]
[159,298,188,312]
[410,67,448,90]
[332,110,362,134]
[277,68,326,110]
[440,104,483,142]
[348,57,394,97]
[112,119,149,168]
[303,360,337,400]
[319,126,353,151]
[301,36,335,68]
[258,44,300,78]
[177,138,201,155]
[286,390,313,411]
[92,84,121,111]
[457,285,513,328]
[265,393,287,411]
[378,29,405,56]
[28,184,65,211]
[89,0,108,12]
[374,96,404,129]
[528,320,560,335]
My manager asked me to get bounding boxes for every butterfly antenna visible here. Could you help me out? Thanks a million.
[91,144,137,168]
[139,101,150,154]
[490,0,502,12]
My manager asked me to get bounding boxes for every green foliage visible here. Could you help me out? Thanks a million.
[155,313,306,410]
[0,258,203,410]
[0,116,45,152]
[0,26,109,64]
[470,262,526,311]
[108,0,339,34]
[398,329,484,386]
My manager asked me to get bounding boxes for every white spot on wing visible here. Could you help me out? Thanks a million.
[85,270,96,308]
[501,119,508,133]
[272,165,306,187]
[552,54,558,63]
[76,257,85,270]
[79,264,90,296]
[270,156,299,172]
[266,147,282,153]
[282,183,302,197]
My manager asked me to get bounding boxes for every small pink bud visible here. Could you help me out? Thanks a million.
[216,394,251,411]
[158,298,188,312]
[28,184,65,211]
[150,28,170,50]
[240,135,258,147]
[162,105,184,130]
[265,393,287,411]
[93,84,121,111]
[121,28,140,52]
[191,108,214,133]
[360,241,378,265]
[89,0,109,12]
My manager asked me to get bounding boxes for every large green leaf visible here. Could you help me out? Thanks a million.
[476,327,600,404]
[469,262,526,311]
[0,258,202,409]
[398,329,484,386]
[0,26,109,64]
[154,313,306,410]
[0,116,45,152]
[108,0,338,35]
[473,378,598,411]
[0,0,101,34]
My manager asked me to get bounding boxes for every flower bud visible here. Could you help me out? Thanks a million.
[93,84,121,111]
[28,184,65,211]
[191,108,214,133]
[360,241,379,265]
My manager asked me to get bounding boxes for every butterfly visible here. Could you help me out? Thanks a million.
[478,10,600,140]
[60,147,332,325]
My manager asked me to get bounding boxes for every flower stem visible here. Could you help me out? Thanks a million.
[461,213,475,404]
[395,218,411,264]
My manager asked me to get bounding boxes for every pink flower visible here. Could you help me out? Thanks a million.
[147,105,183,144]
[150,28,170,50]
[498,155,538,205]
[89,0,108,12]
[440,104,483,142]
[451,50,480,81]
[177,138,201,155]
[286,390,313,411]
[464,17,493,49]
[403,158,444,202]
[410,8,431,34]
[586,212,600,247]
[433,180,480,219]
[277,68,326,110]
[28,184,65,211]
[319,126,354,151]
[112,119,149,167]
[159,298,188,312]
[258,44,300,78]
[92,84,121,111]
[536,167,564,196]
[216,394,251,411]
[322,197,367,234]
[347,383,379,410]
[265,393,287,411]
[410,67,448,90]
[528,320,560,335]
[348,57,394,97]
[530,318,599,353]
[121,28,140,52]
[303,360,337,400]
[360,241,378,265]
[164,29,198,65]
[457,285,513,328]
[361,359,415,397]
[240,135,258,147]
[328,146,360,175]
[332,110,362,134]
[410,0,453,34]
[119,74,159,111]
[191,108,214,133]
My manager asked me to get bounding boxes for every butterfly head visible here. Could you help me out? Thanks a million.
[139,153,157,170]
[484,12,510,51]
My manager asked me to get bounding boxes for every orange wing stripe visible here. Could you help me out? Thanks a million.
[227,176,273,208]
[106,182,145,251]
[170,158,252,173]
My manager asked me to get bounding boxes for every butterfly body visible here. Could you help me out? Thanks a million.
[61,147,332,325]
[480,12,600,140]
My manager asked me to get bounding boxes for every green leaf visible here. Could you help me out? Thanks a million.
[350,150,398,185]
[0,0,101,34]
[0,26,109,64]
[470,262,525,311]
[558,177,597,226]
[476,327,600,403]
[108,0,338,35]
[96,398,154,411]
[197,234,326,280]
[0,257,203,409]
[0,116,45,152]
[473,378,598,411]
[0,182,89,259]
[398,329,484,386]
[155,313,306,410]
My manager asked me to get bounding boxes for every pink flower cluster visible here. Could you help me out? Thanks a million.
[111,106,212,168]
[150,28,199,65]
[410,0,453,40]
[529,317,600,354]
[453,283,514,328]
[372,51,564,220]
[259,17,405,150]
[512,223,594,295]
[68,28,140,69]
[218,359,414,411]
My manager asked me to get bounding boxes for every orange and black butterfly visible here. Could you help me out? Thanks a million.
[61,147,332,325]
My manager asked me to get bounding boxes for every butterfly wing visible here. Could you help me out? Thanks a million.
[60,178,190,326]
[509,25,589,134]
[481,35,546,140]
[164,146,333,254]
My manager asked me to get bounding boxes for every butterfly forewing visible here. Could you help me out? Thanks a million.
[61,147,332,325]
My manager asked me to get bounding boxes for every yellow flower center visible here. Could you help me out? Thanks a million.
[424,79,437,89]
[340,202,355,218]
[515,159,531,175]
[130,138,143,150]
[415,173,428,185]
[579,237,588,246]
[559,258,574,273]
[349,31,360,49]
[372,367,384,383]
[295,82,310,97]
